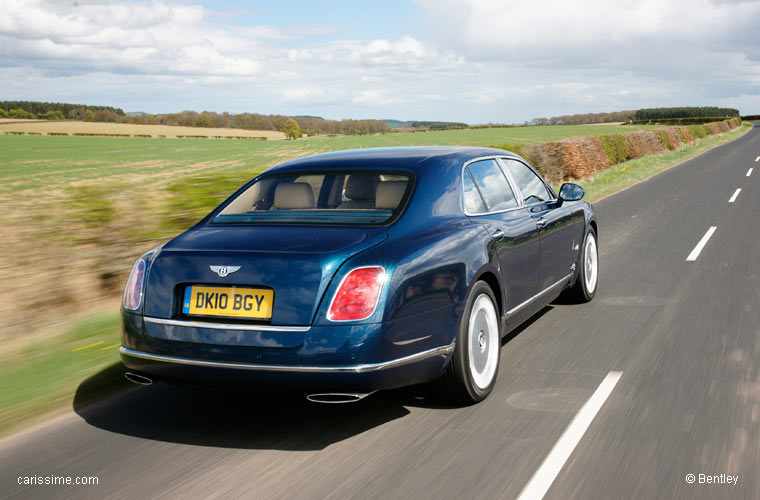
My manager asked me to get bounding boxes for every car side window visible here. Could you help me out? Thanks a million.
[501,159,552,204]
[466,160,519,212]
[462,171,487,213]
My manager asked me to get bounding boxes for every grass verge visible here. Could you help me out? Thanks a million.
[0,310,124,438]
[578,122,752,202]
[0,123,752,440]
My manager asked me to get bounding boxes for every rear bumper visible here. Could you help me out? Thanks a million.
[120,343,453,392]
[120,308,457,392]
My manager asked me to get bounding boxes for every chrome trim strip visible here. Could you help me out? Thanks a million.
[119,342,456,373]
[143,316,311,333]
[506,273,572,316]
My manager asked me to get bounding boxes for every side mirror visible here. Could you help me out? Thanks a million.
[558,183,584,202]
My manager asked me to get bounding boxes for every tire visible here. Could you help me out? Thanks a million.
[437,281,501,404]
[566,227,598,303]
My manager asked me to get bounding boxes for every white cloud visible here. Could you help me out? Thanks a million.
[1,0,758,122]
[282,88,323,101]
[414,0,760,76]
[0,0,261,76]
[352,90,394,106]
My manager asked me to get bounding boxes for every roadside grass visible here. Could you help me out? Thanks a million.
[0,122,748,439]
[0,311,124,438]
[577,122,752,202]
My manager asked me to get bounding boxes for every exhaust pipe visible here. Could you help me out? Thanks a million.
[306,391,376,404]
[125,372,153,386]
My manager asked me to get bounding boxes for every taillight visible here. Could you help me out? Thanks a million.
[327,266,386,321]
[123,258,146,311]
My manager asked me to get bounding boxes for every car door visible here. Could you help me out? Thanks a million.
[500,158,585,292]
[463,158,539,314]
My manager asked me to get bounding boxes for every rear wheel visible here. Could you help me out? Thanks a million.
[437,281,500,404]
[566,227,598,303]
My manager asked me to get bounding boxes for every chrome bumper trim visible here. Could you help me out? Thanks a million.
[143,316,311,333]
[119,342,455,373]
[506,273,572,316]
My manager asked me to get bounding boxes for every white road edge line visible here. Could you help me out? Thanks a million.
[686,226,717,262]
[729,188,741,203]
[517,371,623,500]
[748,168,753,177]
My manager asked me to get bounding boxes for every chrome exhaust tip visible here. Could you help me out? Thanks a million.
[306,391,376,404]
[124,372,153,386]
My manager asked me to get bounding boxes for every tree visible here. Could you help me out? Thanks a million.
[92,109,119,122]
[68,108,88,120]
[44,110,65,120]
[194,111,214,128]
[284,118,302,140]
[9,108,29,119]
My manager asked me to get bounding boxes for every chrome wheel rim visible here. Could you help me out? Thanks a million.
[467,294,499,390]
[584,233,598,294]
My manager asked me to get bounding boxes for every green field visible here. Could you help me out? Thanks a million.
[0,121,750,438]
[1,124,660,193]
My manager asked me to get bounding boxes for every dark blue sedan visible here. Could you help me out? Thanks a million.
[120,146,598,403]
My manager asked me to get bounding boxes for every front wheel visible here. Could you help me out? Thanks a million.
[437,281,501,404]
[566,227,598,303]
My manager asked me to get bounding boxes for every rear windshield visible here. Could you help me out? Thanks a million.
[213,171,412,225]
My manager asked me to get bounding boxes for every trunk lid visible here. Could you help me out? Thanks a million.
[143,226,387,325]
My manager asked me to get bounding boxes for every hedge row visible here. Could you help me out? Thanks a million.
[505,118,741,182]
[628,116,739,126]
[72,133,132,137]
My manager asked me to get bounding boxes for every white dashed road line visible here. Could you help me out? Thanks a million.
[517,371,623,500]
[686,227,717,262]
[729,188,741,203]
[748,168,753,177]
[756,156,760,162]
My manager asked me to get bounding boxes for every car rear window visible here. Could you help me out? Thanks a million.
[213,172,412,225]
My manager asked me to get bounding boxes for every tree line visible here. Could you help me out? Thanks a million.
[527,110,636,126]
[0,101,390,136]
[634,107,739,120]
[0,101,125,120]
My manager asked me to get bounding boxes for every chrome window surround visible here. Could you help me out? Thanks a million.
[461,155,557,217]
[119,341,455,373]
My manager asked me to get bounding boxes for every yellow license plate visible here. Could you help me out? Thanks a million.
[182,286,274,319]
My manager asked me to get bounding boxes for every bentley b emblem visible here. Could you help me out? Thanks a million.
[210,265,241,277]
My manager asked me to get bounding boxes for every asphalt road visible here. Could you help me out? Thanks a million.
[3,124,760,499]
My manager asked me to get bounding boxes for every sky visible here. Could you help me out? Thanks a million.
[1,0,759,124]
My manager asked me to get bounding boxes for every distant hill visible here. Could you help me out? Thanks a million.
[384,119,468,129]
[384,119,411,128]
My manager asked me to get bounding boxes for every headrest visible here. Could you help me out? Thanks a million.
[375,181,407,209]
[273,182,314,209]
[344,176,378,201]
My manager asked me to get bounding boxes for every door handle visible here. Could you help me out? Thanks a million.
[491,229,505,241]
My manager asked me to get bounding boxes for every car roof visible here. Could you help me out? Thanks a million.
[268,146,520,174]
